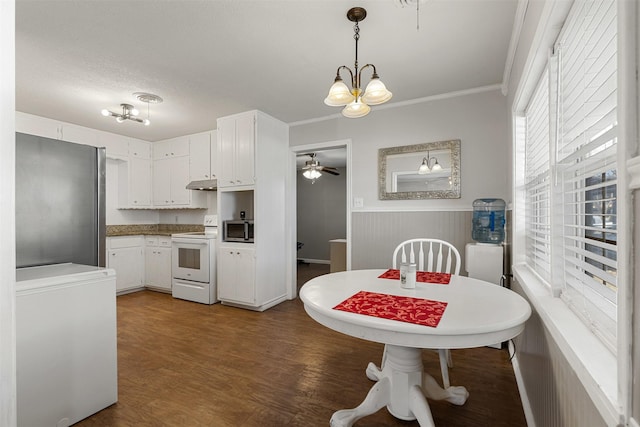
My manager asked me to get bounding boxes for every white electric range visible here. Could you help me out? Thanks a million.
[171,215,218,304]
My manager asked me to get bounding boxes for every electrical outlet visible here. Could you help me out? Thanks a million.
[353,197,364,208]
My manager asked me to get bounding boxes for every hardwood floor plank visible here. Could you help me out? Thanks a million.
[74,269,526,427]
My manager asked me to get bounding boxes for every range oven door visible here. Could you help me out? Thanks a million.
[171,238,210,283]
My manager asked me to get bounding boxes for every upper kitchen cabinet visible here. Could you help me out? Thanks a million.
[189,130,218,182]
[153,137,189,159]
[16,112,99,147]
[217,112,255,188]
[152,137,206,208]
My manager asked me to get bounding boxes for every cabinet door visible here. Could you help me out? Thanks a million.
[170,156,191,205]
[108,247,143,292]
[217,120,236,187]
[217,246,255,304]
[153,158,172,205]
[129,140,151,159]
[210,130,218,180]
[235,248,256,304]
[145,247,172,290]
[189,132,211,181]
[217,248,236,301]
[129,157,151,206]
[234,113,255,186]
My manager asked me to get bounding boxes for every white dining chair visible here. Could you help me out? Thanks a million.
[390,238,461,389]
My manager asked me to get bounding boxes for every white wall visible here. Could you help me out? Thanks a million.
[291,88,509,212]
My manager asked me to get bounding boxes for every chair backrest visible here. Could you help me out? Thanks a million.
[392,238,461,274]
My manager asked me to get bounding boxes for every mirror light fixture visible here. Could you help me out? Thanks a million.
[101,92,162,126]
[324,7,392,119]
[417,151,442,174]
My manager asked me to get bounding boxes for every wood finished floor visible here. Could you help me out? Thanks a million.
[75,264,526,427]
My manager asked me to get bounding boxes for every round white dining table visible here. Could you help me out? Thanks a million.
[300,269,531,427]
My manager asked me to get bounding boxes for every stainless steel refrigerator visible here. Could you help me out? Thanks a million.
[16,132,106,268]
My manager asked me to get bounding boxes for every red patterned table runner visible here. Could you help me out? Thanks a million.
[333,291,448,328]
[378,269,451,284]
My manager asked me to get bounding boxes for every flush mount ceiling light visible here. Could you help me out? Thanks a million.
[417,151,442,174]
[324,7,392,119]
[101,92,163,126]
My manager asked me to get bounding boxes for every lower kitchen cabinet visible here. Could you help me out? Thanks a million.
[217,244,255,305]
[144,236,172,292]
[106,236,144,293]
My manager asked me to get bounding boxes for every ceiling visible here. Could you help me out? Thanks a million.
[15,0,518,143]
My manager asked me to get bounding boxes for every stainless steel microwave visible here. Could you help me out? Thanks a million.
[223,220,254,242]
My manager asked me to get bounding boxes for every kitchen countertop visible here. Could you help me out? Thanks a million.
[106,224,204,237]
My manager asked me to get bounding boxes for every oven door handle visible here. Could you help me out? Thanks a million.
[171,238,209,246]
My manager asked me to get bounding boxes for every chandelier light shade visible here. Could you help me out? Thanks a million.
[324,7,392,118]
[417,151,443,174]
[102,92,162,126]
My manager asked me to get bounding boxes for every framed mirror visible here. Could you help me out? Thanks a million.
[378,139,461,200]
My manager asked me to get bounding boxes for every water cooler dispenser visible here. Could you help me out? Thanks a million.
[465,198,506,348]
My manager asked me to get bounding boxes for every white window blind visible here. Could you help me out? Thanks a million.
[524,70,551,283]
[556,0,617,347]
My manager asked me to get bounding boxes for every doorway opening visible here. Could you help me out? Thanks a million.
[289,140,351,295]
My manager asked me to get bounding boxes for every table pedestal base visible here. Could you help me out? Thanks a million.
[330,345,469,427]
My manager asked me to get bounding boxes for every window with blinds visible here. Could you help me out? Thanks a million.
[557,0,618,346]
[519,0,618,349]
[524,70,551,283]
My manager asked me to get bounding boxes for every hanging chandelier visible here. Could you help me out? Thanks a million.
[417,151,443,174]
[101,92,162,126]
[324,7,392,118]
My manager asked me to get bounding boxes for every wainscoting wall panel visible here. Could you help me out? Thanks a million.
[351,211,474,271]
[511,279,608,427]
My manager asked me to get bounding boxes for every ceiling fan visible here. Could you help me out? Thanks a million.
[301,153,340,181]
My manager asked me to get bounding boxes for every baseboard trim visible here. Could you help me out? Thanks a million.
[510,340,537,427]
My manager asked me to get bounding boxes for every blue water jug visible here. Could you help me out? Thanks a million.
[472,198,506,244]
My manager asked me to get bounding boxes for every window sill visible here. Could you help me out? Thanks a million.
[512,264,622,426]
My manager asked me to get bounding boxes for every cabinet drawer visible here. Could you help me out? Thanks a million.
[145,237,159,246]
[158,237,172,247]
[108,236,143,249]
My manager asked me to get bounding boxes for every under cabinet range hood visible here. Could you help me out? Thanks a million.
[186,179,217,191]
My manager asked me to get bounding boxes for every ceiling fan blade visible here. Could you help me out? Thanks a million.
[321,169,340,176]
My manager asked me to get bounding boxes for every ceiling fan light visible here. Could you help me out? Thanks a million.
[342,99,371,118]
[130,108,139,116]
[101,109,111,117]
[143,118,151,126]
[115,116,125,123]
[324,78,355,106]
[303,169,322,180]
[361,77,392,105]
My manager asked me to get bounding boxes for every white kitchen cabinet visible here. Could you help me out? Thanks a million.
[217,112,255,188]
[16,112,99,147]
[106,236,144,293]
[153,136,189,159]
[152,155,200,206]
[129,139,151,158]
[98,132,130,160]
[217,244,255,305]
[190,131,218,181]
[144,236,172,292]
[119,156,152,207]
[216,110,289,311]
